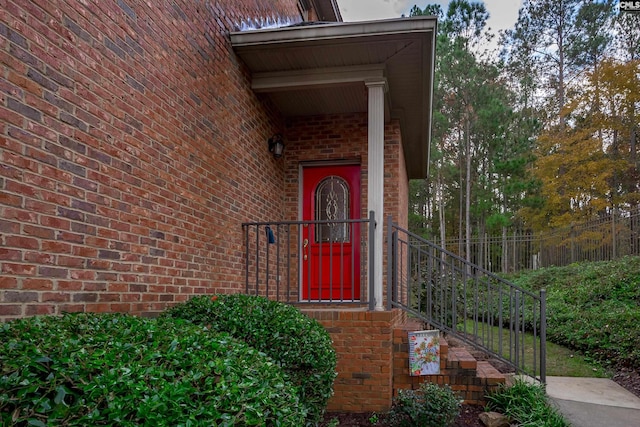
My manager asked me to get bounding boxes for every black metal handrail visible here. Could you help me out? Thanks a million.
[242,212,375,309]
[388,218,547,382]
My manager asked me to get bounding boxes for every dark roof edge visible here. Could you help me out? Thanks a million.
[230,16,437,46]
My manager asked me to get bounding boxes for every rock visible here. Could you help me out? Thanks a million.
[479,411,511,427]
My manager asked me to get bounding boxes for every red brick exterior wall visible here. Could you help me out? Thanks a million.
[304,308,407,412]
[1,1,413,321]
[0,0,305,320]
[384,121,408,228]
[382,120,408,304]
[284,114,406,224]
[284,113,368,219]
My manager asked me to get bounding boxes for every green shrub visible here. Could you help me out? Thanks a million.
[386,382,461,427]
[506,257,640,368]
[162,294,337,426]
[486,379,570,427]
[0,313,303,426]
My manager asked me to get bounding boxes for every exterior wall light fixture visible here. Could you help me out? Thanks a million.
[268,134,284,158]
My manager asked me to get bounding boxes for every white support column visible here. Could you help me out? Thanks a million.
[366,79,386,311]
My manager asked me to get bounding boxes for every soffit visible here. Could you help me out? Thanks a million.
[230,17,436,179]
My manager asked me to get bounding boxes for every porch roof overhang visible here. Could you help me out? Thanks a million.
[230,16,437,179]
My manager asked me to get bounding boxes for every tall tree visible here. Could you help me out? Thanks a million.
[595,58,640,208]
[410,2,539,272]
[409,4,446,245]
[521,56,639,230]
[567,0,615,74]
[568,1,615,144]
[442,1,490,266]
[505,0,581,129]
[615,11,640,61]
[613,12,640,176]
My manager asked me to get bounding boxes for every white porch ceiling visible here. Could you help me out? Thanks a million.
[230,17,437,179]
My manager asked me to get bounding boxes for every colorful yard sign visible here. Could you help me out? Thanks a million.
[408,330,440,376]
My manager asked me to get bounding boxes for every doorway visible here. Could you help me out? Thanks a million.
[301,164,361,300]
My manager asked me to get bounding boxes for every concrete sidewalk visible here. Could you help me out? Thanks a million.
[544,376,640,427]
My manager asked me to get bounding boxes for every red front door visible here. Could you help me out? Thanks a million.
[302,164,361,301]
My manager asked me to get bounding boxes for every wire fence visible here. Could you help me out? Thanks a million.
[443,207,640,274]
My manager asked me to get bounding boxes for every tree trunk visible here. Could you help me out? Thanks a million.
[632,125,637,168]
[558,16,565,130]
[458,127,464,256]
[465,116,472,273]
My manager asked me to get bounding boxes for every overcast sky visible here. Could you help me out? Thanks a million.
[338,0,523,36]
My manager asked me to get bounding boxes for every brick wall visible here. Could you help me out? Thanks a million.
[284,113,368,218]
[304,308,406,413]
[0,0,304,320]
[1,1,414,322]
[285,114,406,224]
[384,121,408,228]
[303,310,505,413]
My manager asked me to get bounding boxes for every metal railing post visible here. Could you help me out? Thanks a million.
[540,289,547,383]
[286,225,291,303]
[265,226,271,298]
[244,225,250,294]
[275,225,281,301]
[255,226,260,295]
[514,290,520,371]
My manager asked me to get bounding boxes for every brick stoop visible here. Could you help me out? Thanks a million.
[303,308,404,413]
[393,324,506,405]
[301,309,505,413]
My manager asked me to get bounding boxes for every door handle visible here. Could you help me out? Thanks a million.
[303,238,308,260]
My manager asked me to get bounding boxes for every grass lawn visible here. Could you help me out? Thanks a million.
[506,257,640,370]
[459,322,610,378]
[455,257,640,377]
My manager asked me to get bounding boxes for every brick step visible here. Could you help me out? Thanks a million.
[476,361,507,386]
[448,346,478,370]
[393,327,506,405]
